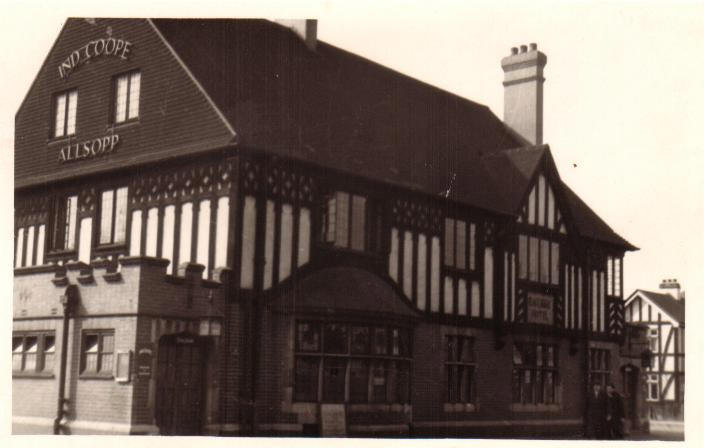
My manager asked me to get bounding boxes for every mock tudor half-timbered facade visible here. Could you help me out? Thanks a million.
[13,18,636,437]
[624,285,685,424]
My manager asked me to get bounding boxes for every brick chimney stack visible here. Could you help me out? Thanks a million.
[659,278,683,300]
[275,19,317,50]
[501,43,547,145]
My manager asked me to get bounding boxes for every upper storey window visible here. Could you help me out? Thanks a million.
[444,218,476,271]
[53,89,77,138]
[99,186,128,245]
[114,71,141,123]
[321,191,367,251]
[519,174,566,233]
[50,194,78,252]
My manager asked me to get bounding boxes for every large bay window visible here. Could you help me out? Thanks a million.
[294,321,411,403]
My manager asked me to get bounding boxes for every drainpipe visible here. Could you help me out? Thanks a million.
[582,248,592,438]
[54,284,79,435]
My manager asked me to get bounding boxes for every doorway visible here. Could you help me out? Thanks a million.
[154,332,207,435]
[621,365,640,431]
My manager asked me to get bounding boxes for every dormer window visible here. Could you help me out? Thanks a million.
[114,71,141,123]
[53,89,77,138]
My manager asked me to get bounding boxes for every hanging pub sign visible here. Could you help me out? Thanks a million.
[526,292,554,325]
[58,134,120,163]
[58,37,133,79]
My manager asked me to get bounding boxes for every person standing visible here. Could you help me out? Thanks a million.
[605,383,625,439]
[586,382,607,439]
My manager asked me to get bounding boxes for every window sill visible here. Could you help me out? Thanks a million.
[79,372,115,380]
[47,249,78,258]
[47,135,77,145]
[290,402,410,413]
[12,371,55,379]
[108,119,140,131]
[509,403,561,412]
[94,243,128,253]
[443,403,477,413]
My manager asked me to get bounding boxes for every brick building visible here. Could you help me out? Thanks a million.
[13,18,637,436]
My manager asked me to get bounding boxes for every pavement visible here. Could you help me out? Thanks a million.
[627,429,684,441]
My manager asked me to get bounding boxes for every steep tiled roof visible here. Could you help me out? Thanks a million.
[560,183,637,250]
[151,18,634,249]
[637,290,685,324]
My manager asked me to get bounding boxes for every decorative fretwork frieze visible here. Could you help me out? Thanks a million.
[131,160,235,207]
[15,194,50,227]
[79,187,97,214]
[391,198,442,234]
[483,221,496,246]
[247,157,316,205]
[242,158,263,194]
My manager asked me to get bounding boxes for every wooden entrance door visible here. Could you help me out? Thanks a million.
[155,334,206,435]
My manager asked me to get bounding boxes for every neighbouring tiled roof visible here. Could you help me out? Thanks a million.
[151,18,634,249]
[637,290,685,324]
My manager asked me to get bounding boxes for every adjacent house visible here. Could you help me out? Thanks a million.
[624,280,685,431]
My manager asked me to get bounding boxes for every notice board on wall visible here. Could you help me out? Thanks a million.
[320,404,347,437]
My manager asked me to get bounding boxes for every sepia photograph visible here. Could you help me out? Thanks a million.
[4,0,701,443]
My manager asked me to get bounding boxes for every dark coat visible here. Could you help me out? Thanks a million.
[586,389,608,439]
[606,392,625,439]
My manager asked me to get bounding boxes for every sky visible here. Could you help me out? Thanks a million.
[3,0,702,298]
[1,0,702,443]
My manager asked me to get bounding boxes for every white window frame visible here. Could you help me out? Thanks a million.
[53,89,78,138]
[114,71,141,123]
[98,186,129,245]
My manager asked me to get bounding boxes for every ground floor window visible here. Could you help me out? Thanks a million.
[12,332,55,373]
[446,335,476,403]
[81,330,115,375]
[294,321,412,403]
[646,374,659,401]
[512,342,558,404]
[588,348,611,387]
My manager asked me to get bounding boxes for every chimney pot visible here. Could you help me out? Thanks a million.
[501,42,547,145]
